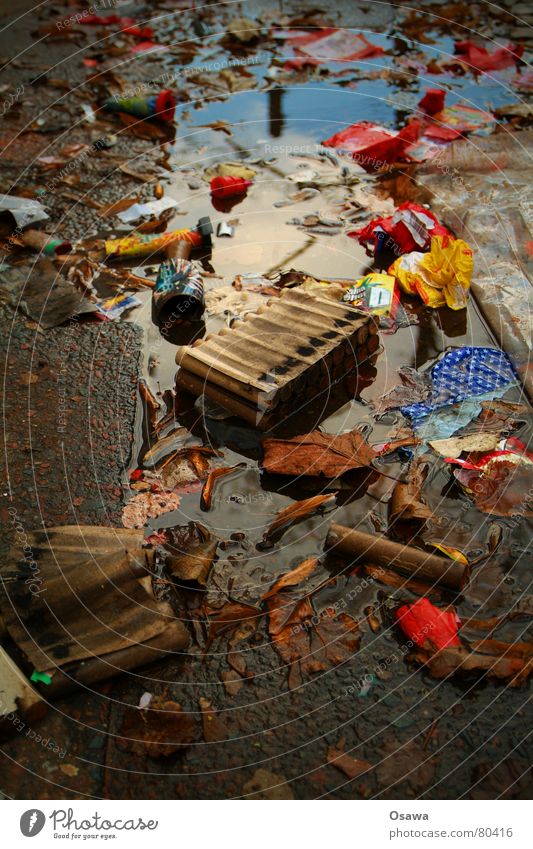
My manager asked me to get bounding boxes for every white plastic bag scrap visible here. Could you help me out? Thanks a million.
[0,194,49,228]
[117,196,178,224]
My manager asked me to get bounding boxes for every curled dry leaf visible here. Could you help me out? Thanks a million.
[201,464,245,510]
[262,429,376,477]
[261,556,319,601]
[389,461,432,526]
[261,493,336,546]
[118,697,197,758]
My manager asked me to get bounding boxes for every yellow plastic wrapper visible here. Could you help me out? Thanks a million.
[389,236,473,310]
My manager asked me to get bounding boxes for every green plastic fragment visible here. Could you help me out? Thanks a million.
[31,670,52,685]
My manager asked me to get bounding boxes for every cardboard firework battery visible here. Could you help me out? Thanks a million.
[175,288,379,428]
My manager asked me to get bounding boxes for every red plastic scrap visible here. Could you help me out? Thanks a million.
[210,176,252,198]
[417,88,446,116]
[350,201,450,256]
[454,39,524,72]
[289,28,384,62]
[395,598,461,651]
[323,120,424,171]
[73,14,154,39]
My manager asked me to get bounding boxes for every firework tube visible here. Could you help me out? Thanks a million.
[103,89,177,123]
[105,216,213,259]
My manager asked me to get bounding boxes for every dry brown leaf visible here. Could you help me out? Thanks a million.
[262,429,376,477]
[98,196,139,218]
[429,433,500,458]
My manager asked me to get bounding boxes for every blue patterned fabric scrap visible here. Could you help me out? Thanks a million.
[400,347,517,425]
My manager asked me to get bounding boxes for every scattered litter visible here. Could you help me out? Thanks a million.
[400,347,517,426]
[454,39,524,72]
[352,202,450,257]
[0,194,49,228]
[116,196,179,223]
[95,293,142,320]
[390,235,474,310]
[104,90,176,123]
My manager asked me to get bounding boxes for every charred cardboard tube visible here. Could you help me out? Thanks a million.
[44,619,189,698]
[21,229,72,256]
[326,522,467,590]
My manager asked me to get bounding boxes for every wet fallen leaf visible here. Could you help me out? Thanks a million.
[19,371,39,385]
[261,493,336,546]
[227,650,247,677]
[166,526,218,585]
[372,367,431,416]
[261,556,319,600]
[118,697,197,757]
[454,459,533,517]
[327,738,373,779]
[196,119,233,135]
[201,464,245,510]
[60,763,79,777]
[205,602,261,647]
[267,593,360,687]
[409,639,533,685]
[262,429,376,477]
[363,564,443,601]
[242,769,294,799]
[118,112,168,140]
